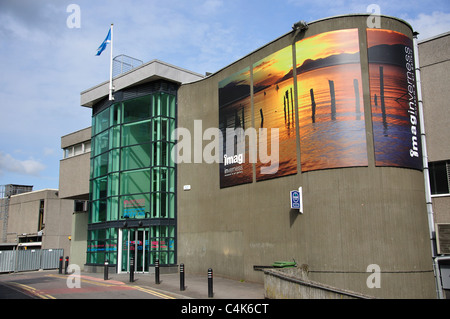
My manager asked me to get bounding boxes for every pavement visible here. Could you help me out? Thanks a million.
[0,268,266,300]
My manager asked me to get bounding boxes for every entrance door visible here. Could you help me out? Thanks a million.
[119,228,149,273]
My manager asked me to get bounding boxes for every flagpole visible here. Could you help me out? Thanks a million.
[109,23,114,101]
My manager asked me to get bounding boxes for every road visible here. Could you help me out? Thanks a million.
[0,271,176,299]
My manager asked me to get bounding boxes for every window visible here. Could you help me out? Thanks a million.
[38,200,45,231]
[429,161,450,195]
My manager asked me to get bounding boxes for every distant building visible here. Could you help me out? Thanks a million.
[0,185,73,254]
[418,31,450,298]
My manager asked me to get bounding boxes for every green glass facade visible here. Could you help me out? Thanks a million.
[87,82,177,270]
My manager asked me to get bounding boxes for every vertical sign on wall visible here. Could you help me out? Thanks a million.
[367,29,422,169]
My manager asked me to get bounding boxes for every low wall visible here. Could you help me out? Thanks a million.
[264,268,374,299]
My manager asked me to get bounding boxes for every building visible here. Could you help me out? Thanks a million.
[418,31,450,298]
[59,127,91,268]
[68,14,445,298]
[0,185,73,254]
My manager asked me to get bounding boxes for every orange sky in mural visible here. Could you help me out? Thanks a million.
[366,29,412,48]
[296,29,360,67]
[253,45,293,87]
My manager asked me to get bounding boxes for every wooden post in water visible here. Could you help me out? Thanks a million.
[285,90,290,122]
[260,108,264,127]
[284,96,287,123]
[241,107,245,130]
[290,88,294,122]
[328,80,336,121]
[379,66,387,127]
[310,88,316,124]
[353,79,361,120]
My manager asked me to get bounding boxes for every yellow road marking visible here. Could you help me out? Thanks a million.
[133,285,175,299]
[8,282,56,299]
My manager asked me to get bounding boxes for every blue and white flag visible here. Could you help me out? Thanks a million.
[96,27,111,56]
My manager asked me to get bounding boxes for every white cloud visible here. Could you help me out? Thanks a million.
[405,11,450,40]
[0,152,46,177]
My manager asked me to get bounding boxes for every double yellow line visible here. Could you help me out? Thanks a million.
[133,285,176,299]
[7,282,55,299]
[5,274,175,299]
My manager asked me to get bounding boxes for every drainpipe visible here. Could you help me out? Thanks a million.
[413,31,441,298]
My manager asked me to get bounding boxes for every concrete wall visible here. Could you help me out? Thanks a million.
[7,190,73,255]
[59,127,91,200]
[264,268,373,299]
[70,211,88,270]
[176,15,436,298]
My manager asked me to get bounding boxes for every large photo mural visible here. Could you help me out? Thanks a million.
[218,28,419,188]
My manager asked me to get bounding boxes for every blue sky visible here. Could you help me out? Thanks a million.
[0,0,449,191]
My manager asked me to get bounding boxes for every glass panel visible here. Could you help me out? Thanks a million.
[110,125,120,149]
[120,169,151,195]
[121,144,151,171]
[161,93,168,117]
[93,153,108,178]
[123,95,151,123]
[111,103,122,126]
[169,167,175,192]
[108,197,119,221]
[169,94,176,118]
[122,120,151,146]
[119,194,150,219]
[136,230,144,272]
[94,130,109,156]
[92,176,107,201]
[95,108,110,135]
[152,192,160,218]
[108,173,119,197]
[108,149,120,173]
[168,193,175,218]
[121,229,129,272]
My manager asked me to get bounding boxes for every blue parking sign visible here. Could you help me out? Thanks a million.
[290,188,303,213]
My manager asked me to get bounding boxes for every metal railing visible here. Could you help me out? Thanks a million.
[0,249,63,273]
[113,54,143,77]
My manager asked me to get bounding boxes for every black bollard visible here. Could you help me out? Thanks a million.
[58,256,63,274]
[129,258,134,283]
[104,260,109,281]
[208,268,214,298]
[64,256,69,275]
[155,259,160,284]
[180,263,185,291]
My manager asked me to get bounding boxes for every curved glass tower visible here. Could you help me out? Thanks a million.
[87,81,177,273]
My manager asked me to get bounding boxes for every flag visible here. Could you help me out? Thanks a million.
[96,27,111,56]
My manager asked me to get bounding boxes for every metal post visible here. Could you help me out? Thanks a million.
[208,268,213,298]
[58,256,63,274]
[155,259,160,284]
[129,257,134,283]
[64,256,69,275]
[180,263,185,291]
[104,260,109,281]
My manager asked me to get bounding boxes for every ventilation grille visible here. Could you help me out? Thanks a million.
[436,223,450,255]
